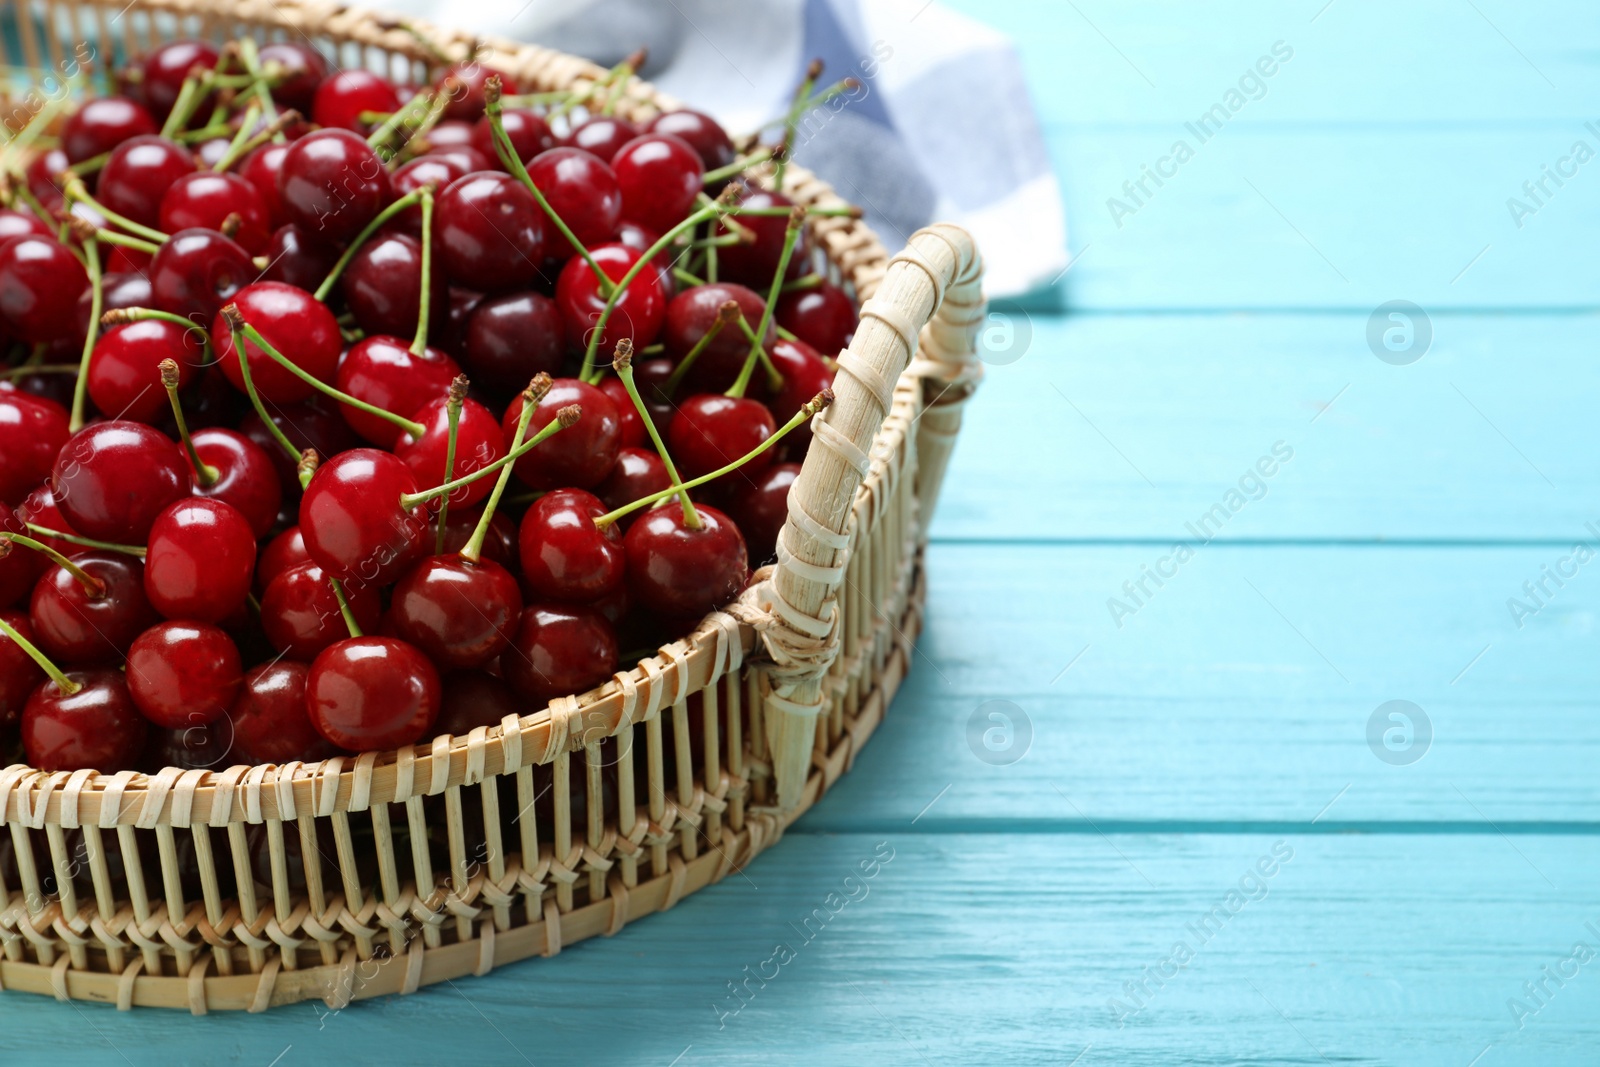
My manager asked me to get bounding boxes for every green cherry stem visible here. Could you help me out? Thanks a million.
[93,229,162,255]
[312,189,425,301]
[0,363,77,380]
[0,613,81,696]
[460,378,539,564]
[773,59,823,189]
[68,231,102,432]
[23,523,145,558]
[102,306,212,354]
[702,147,775,187]
[221,306,302,465]
[0,534,107,597]
[434,374,468,555]
[212,107,300,173]
[663,299,741,397]
[59,171,169,244]
[330,577,363,638]
[411,186,436,355]
[611,340,697,527]
[398,381,571,509]
[734,314,785,392]
[160,358,219,486]
[744,204,806,377]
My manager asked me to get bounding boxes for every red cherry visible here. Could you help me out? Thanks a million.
[436,506,518,571]
[723,462,798,563]
[298,448,429,586]
[77,269,154,342]
[501,603,618,704]
[158,171,272,253]
[141,40,220,120]
[239,399,360,496]
[423,145,492,176]
[52,420,190,541]
[518,488,624,602]
[0,234,89,343]
[623,503,749,619]
[257,43,329,114]
[462,290,565,393]
[597,377,647,449]
[257,525,311,594]
[30,552,159,666]
[16,485,79,557]
[214,281,343,404]
[432,171,555,293]
[0,610,45,727]
[395,396,506,508]
[62,97,157,163]
[125,621,242,728]
[335,335,462,446]
[23,669,147,771]
[612,133,704,234]
[554,242,666,356]
[231,660,342,764]
[389,155,470,236]
[767,337,834,452]
[527,147,622,246]
[440,64,519,122]
[311,70,402,133]
[190,428,283,538]
[239,142,291,226]
[595,446,672,518]
[0,207,52,242]
[144,497,257,623]
[390,555,523,669]
[668,394,776,481]
[435,669,521,735]
[422,120,476,150]
[564,116,640,163]
[97,135,197,229]
[0,391,70,506]
[278,129,393,244]
[260,559,382,660]
[88,319,203,424]
[260,223,339,291]
[716,188,812,286]
[0,508,42,608]
[500,377,621,489]
[307,637,441,750]
[150,227,254,322]
[777,282,856,355]
[471,108,554,166]
[647,110,736,171]
[340,232,446,339]
[664,283,773,390]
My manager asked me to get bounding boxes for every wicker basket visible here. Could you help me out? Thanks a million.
[0,0,985,1011]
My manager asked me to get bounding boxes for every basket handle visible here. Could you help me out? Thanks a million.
[749,223,985,811]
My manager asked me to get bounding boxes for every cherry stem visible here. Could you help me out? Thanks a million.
[400,393,574,506]
[313,188,425,301]
[741,204,806,389]
[702,148,775,187]
[235,37,284,139]
[0,363,77,380]
[67,232,102,432]
[222,311,302,465]
[0,533,107,597]
[410,186,436,355]
[612,341,698,528]
[461,378,538,564]
[597,388,834,528]
[673,266,707,288]
[59,171,170,245]
[367,88,441,159]
[94,229,162,255]
[102,306,212,360]
[731,205,861,219]
[329,577,362,638]
[160,358,219,486]
[734,314,785,392]
[773,59,824,189]
[212,107,300,173]
[0,612,80,696]
[664,300,740,397]
[782,273,824,292]
[434,374,467,555]
[213,101,262,171]
[24,523,146,557]
[159,69,211,139]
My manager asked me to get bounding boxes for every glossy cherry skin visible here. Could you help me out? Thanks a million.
[432,172,554,293]
[0,609,45,727]
[150,227,254,322]
[190,428,283,538]
[595,447,672,518]
[52,420,190,541]
[664,282,774,390]
[777,282,856,355]
[501,603,618,704]
[16,485,79,557]
[0,235,89,344]
[390,555,523,669]
[389,155,470,236]
[435,669,522,736]
[230,660,342,764]
[125,621,242,728]
[623,502,749,619]
[724,462,798,563]
[258,42,329,114]
[158,171,272,253]
[308,637,441,751]
[716,188,813,286]
[87,320,202,424]
[462,290,565,393]
[239,142,291,226]
[340,232,446,339]
[668,394,777,481]
[29,552,160,666]
[596,378,647,450]
[97,135,197,229]
[0,207,51,242]
[0,508,42,609]
[527,147,622,246]
[394,396,506,509]
[144,498,257,623]
[78,270,155,342]
[279,129,393,245]
[554,243,667,356]
[239,399,361,496]
[612,133,704,234]
[501,377,622,490]
[335,335,462,446]
[257,526,310,595]
[0,391,70,506]
[260,223,339,290]
[437,507,518,571]
[647,110,736,171]
[471,108,554,166]
[767,337,834,452]
[424,145,493,179]
[299,448,430,586]
[62,96,157,163]
[311,69,402,133]
[23,670,147,772]
[141,40,220,120]
[215,281,343,404]
[564,116,639,164]
[518,489,624,602]
[260,559,383,660]
[440,63,518,122]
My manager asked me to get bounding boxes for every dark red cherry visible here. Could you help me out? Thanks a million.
[664,282,773,390]
[527,147,621,246]
[0,610,45,727]
[260,559,382,660]
[62,97,157,163]
[0,391,70,506]
[298,448,430,586]
[389,155,470,236]
[78,270,154,342]
[97,135,196,229]
[767,337,834,451]
[390,555,523,669]
[437,506,517,571]
[88,319,202,424]
[143,718,233,771]
[30,552,159,666]
[501,603,618,704]
[258,42,329,114]
[149,227,254,322]
[554,242,666,356]
[335,335,462,446]
[564,116,639,163]
[717,188,813,285]
[394,396,506,509]
[500,377,621,490]
[777,282,856,355]
[158,171,272,253]
[16,485,79,557]
[52,420,189,541]
[308,637,441,750]
[647,109,736,171]
[612,133,704,234]
[23,669,147,771]
[462,290,564,393]
[193,136,232,170]
[471,108,554,166]
[634,356,680,434]
[432,171,554,293]
[190,428,283,538]
[279,128,393,244]
[668,394,776,481]
[623,503,749,618]
[597,377,647,449]
[311,70,402,133]
[0,234,89,344]
[215,281,343,404]
[440,63,519,122]
[231,660,342,764]
[239,399,361,495]
[423,146,492,178]
[144,497,257,623]
[0,508,41,609]
[257,525,310,595]
[724,462,798,563]
[340,232,446,339]
[125,621,242,729]
[0,207,52,242]
[595,446,672,518]
[518,488,624,602]
[141,40,220,121]
[239,142,291,226]
[260,223,339,291]
[435,669,521,736]
[104,242,151,276]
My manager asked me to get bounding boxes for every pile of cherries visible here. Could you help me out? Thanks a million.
[0,39,860,776]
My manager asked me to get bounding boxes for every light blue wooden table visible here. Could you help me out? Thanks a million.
[8,1,1600,1063]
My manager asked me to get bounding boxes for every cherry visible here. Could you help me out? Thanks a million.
[0,610,45,727]
[158,171,272,253]
[239,142,291,226]
[23,669,147,771]
[298,448,429,586]
[150,227,254,322]
[422,120,476,150]
[462,290,565,393]
[518,488,624,602]
[432,171,554,293]
[435,669,521,736]
[88,319,202,424]
[190,428,283,538]
[623,503,749,619]
[0,234,89,344]
[633,356,680,434]
[335,335,462,446]
[97,135,197,229]
[62,97,157,163]
[527,147,622,246]
[231,660,342,764]
[716,188,812,285]
[724,462,798,563]
[341,232,446,339]
[125,621,242,728]
[0,508,42,608]
[471,107,554,165]
[30,552,159,666]
[104,243,151,276]
[52,420,189,541]
[668,394,776,481]
[0,207,52,242]
[144,497,257,623]
[0,391,70,506]
[25,147,70,209]
[257,525,310,594]
[647,110,736,171]
[564,116,639,164]
[612,133,704,234]
[78,270,154,341]
[260,559,382,659]
[501,378,620,489]
[143,719,233,771]
[239,399,360,494]
[767,337,834,451]
[437,506,517,570]
[395,395,506,508]
[501,603,618,704]
[664,283,773,390]
[140,40,220,121]
[16,485,80,557]
[307,637,441,750]
[390,155,470,235]
[260,224,339,291]
[554,242,666,355]
[278,128,393,245]
[215,281,342,404]
[390,555,523,669]
[595,446,672,518]
[441,63,518,122]
[777,282,856,355]
[311,70,402,133]
[257,42,329,114]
